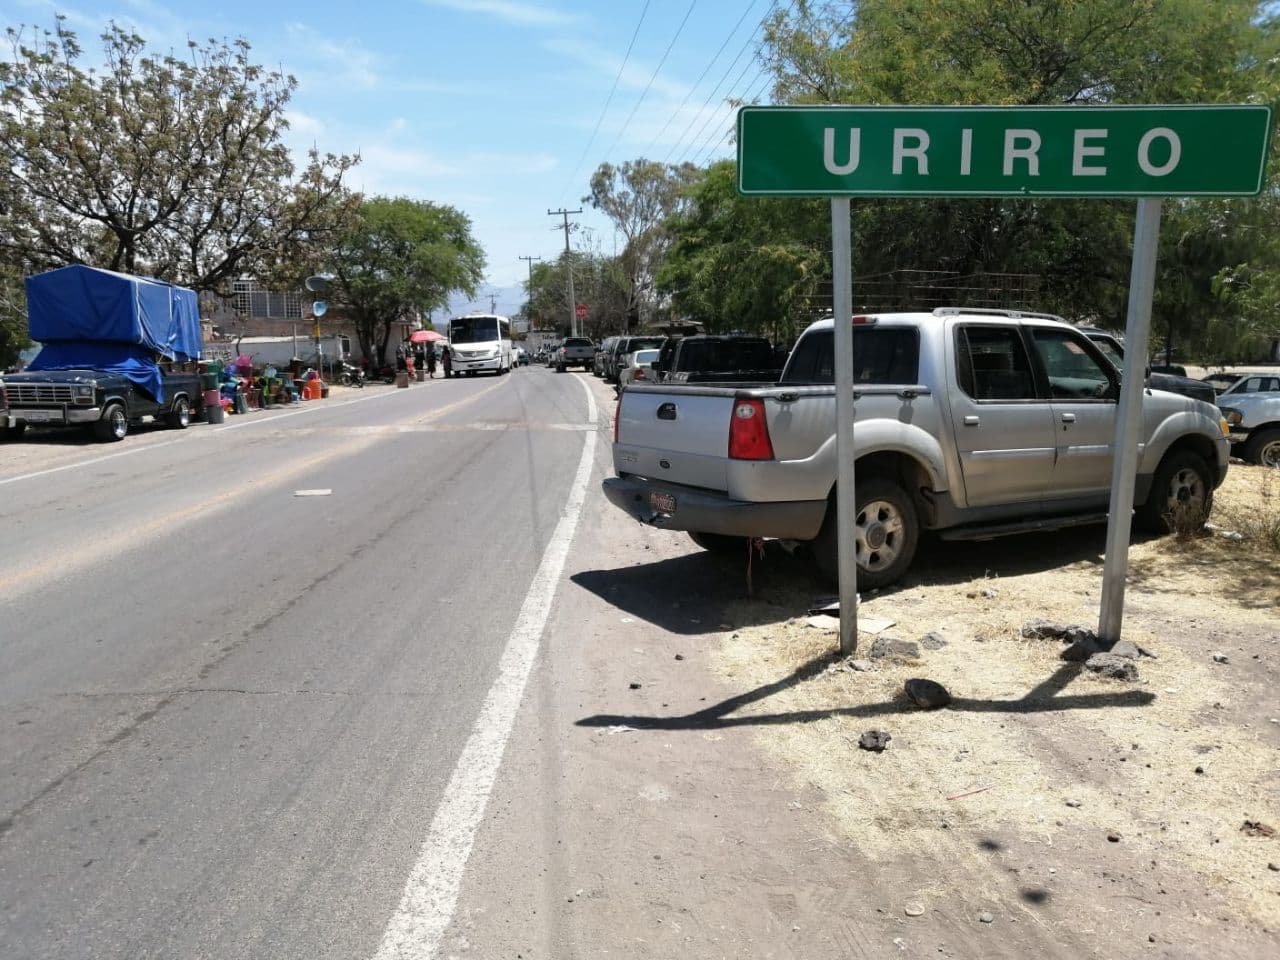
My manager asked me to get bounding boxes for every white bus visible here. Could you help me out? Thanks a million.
[446,314,514,377]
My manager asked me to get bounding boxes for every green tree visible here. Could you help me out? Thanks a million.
[0,19,358,294]
[0,260,30,369]
[327,197,485,365]
[584,159,700,331]
[523,251,629,339]
[657,160,829,345]
[754,0,1279,342]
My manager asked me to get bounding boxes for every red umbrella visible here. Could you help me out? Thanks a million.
[410,329,445,343]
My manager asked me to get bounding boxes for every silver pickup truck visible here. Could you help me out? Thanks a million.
[1219,390,1280,467]
[603,309,1230,588]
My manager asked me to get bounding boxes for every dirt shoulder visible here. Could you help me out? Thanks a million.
[715,463,1279,958]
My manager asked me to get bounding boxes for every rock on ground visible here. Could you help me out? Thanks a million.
[858,730,892,752]
[904,678,952,709]
[869,636,921,661]
[1084,653,1139,681]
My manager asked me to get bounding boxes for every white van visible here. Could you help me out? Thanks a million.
[446,314,513,377]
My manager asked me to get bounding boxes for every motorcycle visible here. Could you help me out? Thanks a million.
[337,362,366,387]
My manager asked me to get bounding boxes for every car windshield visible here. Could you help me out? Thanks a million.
[1090,337,1124,368]
[450,317,499,343]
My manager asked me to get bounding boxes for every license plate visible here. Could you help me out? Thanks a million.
[649,491,676,514]
[19,409,61,422]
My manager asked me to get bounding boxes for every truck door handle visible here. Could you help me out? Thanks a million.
[1060,413,1077,424]
[963,415,980,426]
[657,402,677,421]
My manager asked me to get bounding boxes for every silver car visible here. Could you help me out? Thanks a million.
[616,348,661,391]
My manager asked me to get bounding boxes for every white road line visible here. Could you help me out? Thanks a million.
[370,374,597,960]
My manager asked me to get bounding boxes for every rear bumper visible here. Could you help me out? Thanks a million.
[602,475,827,540]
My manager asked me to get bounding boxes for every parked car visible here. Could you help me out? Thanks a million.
[555,337,595,372]
[544,343,560,368]
[606,336,666,383]
[1080,329,1216,404]
[604,308,1229,589]
[1218,373,1280,397]
[515,347,530,366]
[1220,391,1280,466]
[616,348,662,391]
[594,337,617,377]
[0,376,9,437]
[1203,372,1245,393]
[652,334,783,385]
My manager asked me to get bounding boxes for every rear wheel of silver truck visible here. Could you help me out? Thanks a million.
[812,476,920,590]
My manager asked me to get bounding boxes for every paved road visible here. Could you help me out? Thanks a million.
[0,368,598,959]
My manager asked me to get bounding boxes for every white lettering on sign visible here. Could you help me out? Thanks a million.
[813,123,1193,183]
[892,128,930,175]
[1137,127,1182,176]
[1072,129,1108,176]
[1003,129,1042,176]
[823,128,861,175]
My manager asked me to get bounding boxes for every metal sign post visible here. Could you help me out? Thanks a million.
[1098,198,1162,641]
[736,103,1271,652]
[831,198,858,654]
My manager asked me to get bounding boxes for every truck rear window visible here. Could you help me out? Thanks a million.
[781,328,919,384]
[675,339,774,372]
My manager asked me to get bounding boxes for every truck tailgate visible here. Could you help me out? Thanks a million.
[615,388,735,491]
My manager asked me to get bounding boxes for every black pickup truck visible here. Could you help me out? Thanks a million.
[1,367,202,442]
[653,334,784,385]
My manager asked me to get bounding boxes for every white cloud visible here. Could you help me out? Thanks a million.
[419,0,580,27]
[284,109,324,138]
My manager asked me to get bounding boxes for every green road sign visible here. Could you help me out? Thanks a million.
[737,105,1272,198]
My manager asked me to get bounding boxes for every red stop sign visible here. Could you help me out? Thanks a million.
[575,303,588,319]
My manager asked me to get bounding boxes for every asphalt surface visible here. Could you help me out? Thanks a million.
[0,368,597,959]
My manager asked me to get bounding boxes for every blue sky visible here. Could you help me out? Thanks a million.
[5,0,781,316]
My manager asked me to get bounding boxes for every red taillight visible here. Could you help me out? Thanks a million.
[634,367,646,381]
[613,401,620,442]
[728,398,774,460]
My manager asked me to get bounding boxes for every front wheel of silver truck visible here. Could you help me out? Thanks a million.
[813,476,920,590]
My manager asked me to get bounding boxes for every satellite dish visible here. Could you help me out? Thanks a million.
[304,274,334,293]
[313,300,328,317]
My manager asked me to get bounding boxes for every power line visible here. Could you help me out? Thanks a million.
[561,0,652,200]
[639,0,762,160]
[674,28,768,165]
[600,0,699,162]
[662,0,783,164]
[692,68,774,165]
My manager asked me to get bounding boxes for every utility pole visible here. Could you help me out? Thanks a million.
[519,255,542,335]
[548,208,581,337]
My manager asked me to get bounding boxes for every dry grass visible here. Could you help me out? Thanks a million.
[713,464,1280,926]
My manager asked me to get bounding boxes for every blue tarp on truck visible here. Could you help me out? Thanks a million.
[26,341,167,402]
[26,265,203,361]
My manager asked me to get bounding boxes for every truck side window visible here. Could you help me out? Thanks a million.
[782,328,919,385]
[1029,329,1117,401]
[956,326,1036,401]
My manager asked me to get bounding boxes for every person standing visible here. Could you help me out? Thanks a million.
[395,342,407,372]
[414,344,426,372]
[425,342,438,378]
[441,344,452,379]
